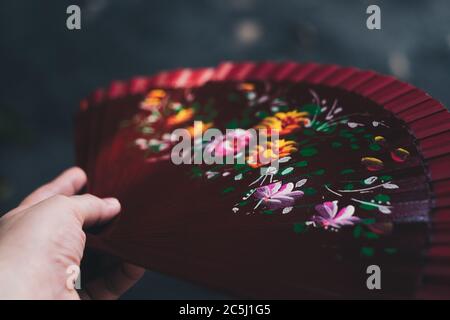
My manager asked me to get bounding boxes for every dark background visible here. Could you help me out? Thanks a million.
[1,0,449,299]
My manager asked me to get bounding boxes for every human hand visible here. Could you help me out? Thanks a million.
[0,167,145,300]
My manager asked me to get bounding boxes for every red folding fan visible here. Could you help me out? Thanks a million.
[76,61,450,299]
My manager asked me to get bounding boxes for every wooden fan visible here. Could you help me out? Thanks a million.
[76,62,450,299]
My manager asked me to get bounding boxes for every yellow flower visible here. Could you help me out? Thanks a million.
[361,157,384,171]
[238,82,255,91]
[186,122,213,138]
[247,139,298,168]
[255,111,310,135]
[167,108,194,127]
[141,89,167,110]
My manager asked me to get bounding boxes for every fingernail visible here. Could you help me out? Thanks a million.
[103,197,120,209]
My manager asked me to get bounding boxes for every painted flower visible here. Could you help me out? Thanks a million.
[135,138,148,150]
[205,129,252,157]
[255,111,311,135]
[254,182,304,210]
[167,108,194,127]
[391,147,410,163]
[361,157,384,171]
[135,134,173,153]
[141,89,167,110]
[247,139,297,168]
[310,201,360,230]
[186,121,213,138]
[238,82,255,92]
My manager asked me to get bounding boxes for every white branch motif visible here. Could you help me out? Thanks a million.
[249,168,278,186]
[350,198,392,214]
[325,184,395,214]
[325,99,338,120]
[337,182,399,193]
[325,184,342,197]
[308,89,321,127]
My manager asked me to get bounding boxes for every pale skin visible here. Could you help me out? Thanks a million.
[0,167,145,299]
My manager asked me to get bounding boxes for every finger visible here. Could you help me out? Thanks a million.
[20,167,87,209]
[69,194,121,228]
[80,263,145,300]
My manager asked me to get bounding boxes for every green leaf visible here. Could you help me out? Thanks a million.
[278,105,289,112]
[294,160,308,167]
[340,168,355,175]
[353,225,363,239]
[225,119,239,129]
[380,175,392,182]
[256,111,269,119]
[263,209,275,215]
[293,222,308,234]
[173,104,183,112]
[320,124,337,134]
[384,248,398,255]
[361,247,375,257]
[298,139,310,146]
[365,232,380,240]
[331,141,342,148]
[297,138,311,146]
[222,186,235,194]
[362,218,376,225]
[141,127,153,134]
[149,145,160,152]
[374,194,390,203]
[303,129,315,136]
[343,183,354,190]
[234,164,252,173]
[190,167,203,178]
[281,167,294,175]
[369,143,381,151]
[350,144,360,150]
[314,169,325,175]
[359,203,377,211]
[191,101,201,111]
[238,200,249,207]
[300,147,318,157]
[239,117,251,127]
[339,130,354,138]
[303,187,317,196]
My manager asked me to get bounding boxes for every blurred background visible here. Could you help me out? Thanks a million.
[1,0,449,299]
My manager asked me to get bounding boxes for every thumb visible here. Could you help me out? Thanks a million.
[69,194,121,228]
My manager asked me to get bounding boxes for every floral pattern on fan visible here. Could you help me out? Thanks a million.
[308,201,359,230]
[128,81,418,257]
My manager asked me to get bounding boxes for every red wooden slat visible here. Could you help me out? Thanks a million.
[272,61,298,81]
[303,64,339,84]
[287,63,320,82]
[321,67,358,86]
[338,70,376,91]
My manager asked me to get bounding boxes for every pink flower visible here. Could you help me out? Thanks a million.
[311,201,359,230]
[205,129,252,157]
[135,138,148,150]
[254,182,304,210]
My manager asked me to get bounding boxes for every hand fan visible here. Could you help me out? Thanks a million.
[75,61,450,299]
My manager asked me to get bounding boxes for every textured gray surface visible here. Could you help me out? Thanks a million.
[0,0,449,299]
